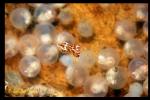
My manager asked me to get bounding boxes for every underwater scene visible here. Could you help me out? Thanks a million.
[5,3,148,97]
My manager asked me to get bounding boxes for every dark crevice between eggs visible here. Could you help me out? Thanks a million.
[136,21,144,35]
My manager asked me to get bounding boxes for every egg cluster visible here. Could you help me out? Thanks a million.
[5,3,148,97]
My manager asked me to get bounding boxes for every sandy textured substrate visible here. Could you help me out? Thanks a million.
[5,3,147,97]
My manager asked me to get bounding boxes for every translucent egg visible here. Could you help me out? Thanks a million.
[19,34,40,56]
[34,5,56,23]
[128,57,148,81]
[36,44,59,64]
[84,73,108,97]
[77,20,94,38]
[59,54,73,67]
[98,48,120,71]
[55,31,75,44]
[135,4,148,21]
[65,64,89,87]
[9,8,32,30]
[106,67,128,89]
[5,71,23,87]
[5,34,18,59]
[143,77,148,96]
[78,50,96,69]
[19,55,41,78]
[33,23,55,44]
[128,82,143,97]
[115,20,137,41]
[143,21,148,37]
[124,39,145,58]
[58,9,73,26]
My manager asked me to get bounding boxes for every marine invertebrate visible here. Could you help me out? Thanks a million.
[57,42,80,57]
[5,3,148,97]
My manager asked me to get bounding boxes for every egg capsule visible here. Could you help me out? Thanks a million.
[33,23,55,44]
[9,8,32,30]
[78,50,96,69]
[55,31,75,45]
[98,48,120,71]
[5,34,18,59]
[115,20,137,41]
[124,39,145,58]
[19,34,40,56]
[77,20,94,39]
[135,4,148,21]
[128,82,143,97]
[58,9,73,26]
[128,57,148,81]
[19,55,41,78]
[59,54,73,67]
[65,64,89,87]
[106,67,128,89]
[84,73,108,97]
[36,44,59,65]
[34,5,56,23]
